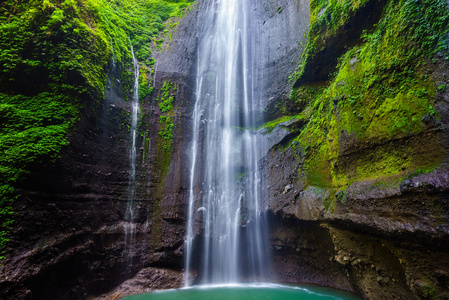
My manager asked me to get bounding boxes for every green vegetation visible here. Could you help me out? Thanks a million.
[156,81,175,154]
[156,81,175,161]
[262,115,302,132]
[0,0,193,257]
[262,85,325,132]
[158,115,174,150]
[309,0,370,41]
[151,80,177,245]
[293,0,371,82]
[96,0,194,64]
[157,81,174,112]
[139,65,153,100]
[288,0,449,188]
[0,0,110,256]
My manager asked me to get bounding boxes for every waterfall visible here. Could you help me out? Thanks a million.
[185,0,269,286]
[125,46,140,249]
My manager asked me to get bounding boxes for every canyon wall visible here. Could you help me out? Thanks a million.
[1,0,449,299]
[262,0,449,298]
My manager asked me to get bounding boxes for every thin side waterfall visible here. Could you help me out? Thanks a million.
[185,0,270,286]
[125,46,140,251]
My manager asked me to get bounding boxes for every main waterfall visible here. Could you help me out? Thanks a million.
[185,0,269,285]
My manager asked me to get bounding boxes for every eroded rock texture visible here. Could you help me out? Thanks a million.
[265,142,449,298]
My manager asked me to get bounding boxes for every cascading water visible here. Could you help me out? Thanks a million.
[185,0,269,286]
[125,46,140,249]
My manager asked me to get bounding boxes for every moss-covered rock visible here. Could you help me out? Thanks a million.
[266,0,449,298]
[278,0,449,188]
[0,0,194,257]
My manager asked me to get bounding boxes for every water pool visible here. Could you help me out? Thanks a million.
[123,283,362,300]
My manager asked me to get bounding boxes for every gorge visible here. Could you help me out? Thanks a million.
[0,0,449,299]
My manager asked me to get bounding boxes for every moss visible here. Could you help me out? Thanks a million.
[157,81,174,112]
[405,166,437,180]
[310,0,371,39]
[158,116,174,150]
[421,281,439,300]
[262,115,303,132]
[288,0,449,189]
[152,80,176,182]
[0,0,193,255]
[138,65,153,100]
[144,130,150,159]
[150,79,179,245]
[293,0,375,83]
[324,188,338,213]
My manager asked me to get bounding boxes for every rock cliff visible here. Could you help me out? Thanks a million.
[262,0,449,298]
[1,0,449,299]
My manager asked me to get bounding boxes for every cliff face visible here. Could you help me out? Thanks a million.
[1,0,449,299]
[0,1,197,298]
[263,0,449,298]
[251,0,310,120]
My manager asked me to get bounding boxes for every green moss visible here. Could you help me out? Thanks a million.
[158,116,174,150]
[262,115,303,132]
[0,0,194,255]
[153,80,176,180]
[93,0,195,66]
[138,65,153,100]
[422,281,439,300]
[144,130,150,159]
[289,0,449,189]
[157,81,174,112]
[293,0,371,83]
[405,166,437,180]
[310,0,370,36]
[324,191,337,213]
[355,147,410,180]
[151,80,177,247]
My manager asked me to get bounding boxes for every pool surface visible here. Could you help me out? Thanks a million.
[123,283,362,300]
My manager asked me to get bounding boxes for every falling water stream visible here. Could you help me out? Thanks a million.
[124,2,363,299]
[124,46,140,252]
[185,0,269,285]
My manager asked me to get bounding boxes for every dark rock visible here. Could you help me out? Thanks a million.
[254,0,310,120]
[96,267,184,299]
[338,129,358,155]
[399,179,415,193]
[263,146,304,216]
[422,113,441,128]
[270,218,354,292]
